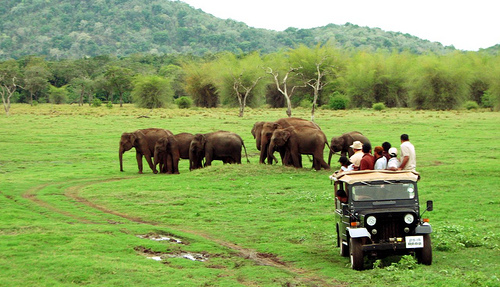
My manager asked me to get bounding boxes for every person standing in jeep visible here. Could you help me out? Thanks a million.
[398,134,416,171]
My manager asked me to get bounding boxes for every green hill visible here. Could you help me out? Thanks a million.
[0,0,456,60]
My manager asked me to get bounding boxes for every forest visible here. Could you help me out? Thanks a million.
[1,44,500,116]
[0,0,457,60]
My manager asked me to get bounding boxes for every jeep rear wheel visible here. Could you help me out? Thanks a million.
[350,238,364,270]
[416,234,432,265]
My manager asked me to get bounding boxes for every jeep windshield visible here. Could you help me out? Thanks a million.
[351,182,416,201]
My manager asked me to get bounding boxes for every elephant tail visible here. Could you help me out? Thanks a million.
[242,141,250,163]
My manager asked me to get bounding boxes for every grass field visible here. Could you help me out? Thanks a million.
[1,104,499,286]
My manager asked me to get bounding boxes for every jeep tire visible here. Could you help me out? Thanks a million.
[416,234,432,265]
[350,238,364,270]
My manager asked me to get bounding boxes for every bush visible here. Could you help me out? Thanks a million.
[132,75,173,109]
[372,102,386,111]
[480,91,494,109]
[49,85,68,104]
[175,96,192,109]
[328,92,349,110]
[106,101,113,109]
[299,99,312,109]
[92,98,102,107]
[463,100,479,110]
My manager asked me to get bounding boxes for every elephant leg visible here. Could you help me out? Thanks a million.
[172,152,180,174]
[145,156,157,174]
[136,152,144,174]
[291,151,302,168]
[205,152,213,167]
[165,152,173,174]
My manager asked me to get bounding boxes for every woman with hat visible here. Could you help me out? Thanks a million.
[374,146,387,170]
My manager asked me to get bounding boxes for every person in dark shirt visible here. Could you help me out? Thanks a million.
[359,142,375,170]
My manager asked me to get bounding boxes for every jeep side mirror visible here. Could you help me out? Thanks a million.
[426,200,433,212]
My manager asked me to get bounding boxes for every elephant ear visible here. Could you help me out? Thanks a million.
[283,130,291,142]
[273,123,281,130]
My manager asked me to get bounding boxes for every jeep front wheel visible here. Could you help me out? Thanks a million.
[416,234,432,265]
[350,238,364,270]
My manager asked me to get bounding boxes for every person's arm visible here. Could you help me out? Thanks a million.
[398,156,408,170]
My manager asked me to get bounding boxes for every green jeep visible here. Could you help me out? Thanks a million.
[330,170,433,270]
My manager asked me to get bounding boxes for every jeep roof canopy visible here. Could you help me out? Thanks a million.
[330,170,420,184]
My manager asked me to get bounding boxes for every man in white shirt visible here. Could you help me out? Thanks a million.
[398,134,416,170]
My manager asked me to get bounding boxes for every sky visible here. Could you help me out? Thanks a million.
[180,0,499,51]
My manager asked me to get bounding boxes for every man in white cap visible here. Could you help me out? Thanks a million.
[349,140,364,170]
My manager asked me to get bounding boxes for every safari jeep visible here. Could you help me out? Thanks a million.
[330,170,433,270]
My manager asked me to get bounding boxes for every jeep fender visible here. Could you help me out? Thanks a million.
[415,223,432,234]
[347,227,371,239]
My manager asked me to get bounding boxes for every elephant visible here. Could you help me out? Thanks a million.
[153,135,180,174]
[256,117,320,165]
[269,126,330,170]
[174,132,195,159]
[119,128,173,174]
[189,131,249,170]
[327,131,371,165]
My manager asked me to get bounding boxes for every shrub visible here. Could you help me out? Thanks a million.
[463,101,479,110]
[372,102,386,111]
[480,91,494,109]
[175,96,192,109]
[132,75,173,109]
[92,98,102,107]
[49,85,68,104]
[106,101,113,109]
[328,92,349,110]
[299,99,312,109]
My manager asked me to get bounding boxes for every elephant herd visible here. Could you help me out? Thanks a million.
[119,129,249,174]
[119,118,371,174]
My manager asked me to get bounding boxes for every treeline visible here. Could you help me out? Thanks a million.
[0,0,455,60]
[1,45,499,117]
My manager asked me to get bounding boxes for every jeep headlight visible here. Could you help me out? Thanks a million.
[404,213,414,224]
[366,216,377,226]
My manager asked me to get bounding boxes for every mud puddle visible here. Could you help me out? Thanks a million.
[134,246,209,262]
[137,233,184,244]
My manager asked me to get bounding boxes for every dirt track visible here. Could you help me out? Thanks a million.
[21,177,345,287]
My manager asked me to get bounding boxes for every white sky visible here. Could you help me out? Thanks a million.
[180,0,499,51]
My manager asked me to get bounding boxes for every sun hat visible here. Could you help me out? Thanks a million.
[388,147,398,156]
[350,141,363,150]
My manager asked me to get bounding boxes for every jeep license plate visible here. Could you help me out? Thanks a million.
[405,236,424,248]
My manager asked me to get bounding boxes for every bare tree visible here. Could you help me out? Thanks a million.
[267,67,305,117]
[0,77,20,117]
[233,74,262,117]
[305,59,329,122]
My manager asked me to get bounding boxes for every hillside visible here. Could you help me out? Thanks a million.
[0,0,456,60]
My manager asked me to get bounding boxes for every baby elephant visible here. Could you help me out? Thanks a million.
[153,135,181,174]
[269,126,330,170]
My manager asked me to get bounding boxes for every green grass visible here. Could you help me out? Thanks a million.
[0,104,499,286]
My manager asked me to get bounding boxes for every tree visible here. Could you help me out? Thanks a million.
[182,60,219,108]
[212,52,266,117]
[265,51,306,117]
[103,66,134,107]
[131,75,173,109]
[288,44,345,121]
[23,64,51,105]
[70,77,94,106]
[48,85,68,104]
[0,60,22,116]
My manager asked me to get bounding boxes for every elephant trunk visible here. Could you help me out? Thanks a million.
[268,141,276,165]
[119,146,125,172]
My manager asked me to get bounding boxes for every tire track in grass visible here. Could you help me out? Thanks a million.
[24,178,343,287]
